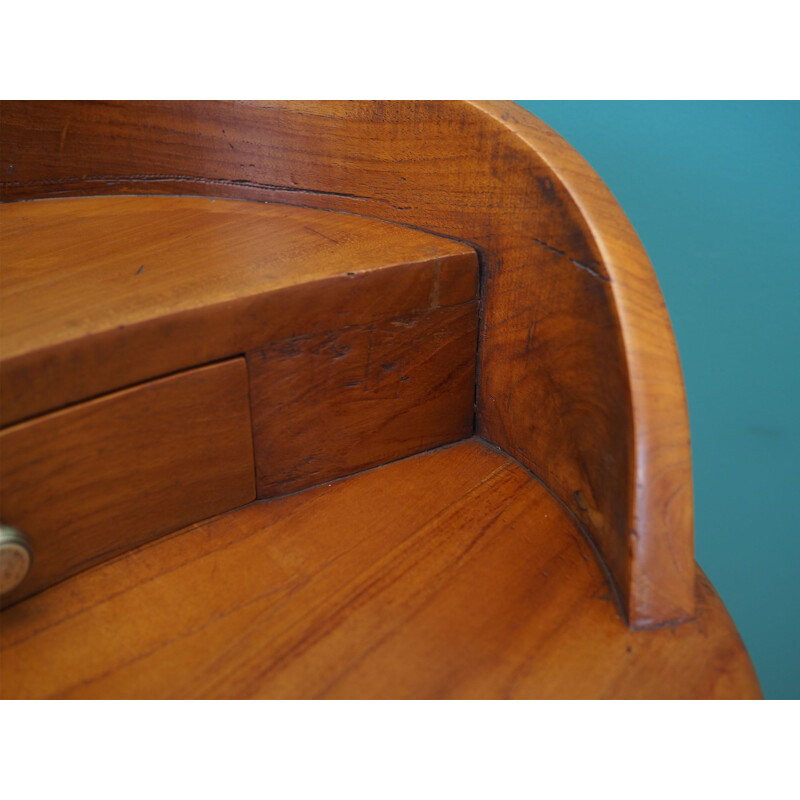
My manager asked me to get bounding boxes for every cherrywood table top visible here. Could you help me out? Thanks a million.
[0,438,761,699]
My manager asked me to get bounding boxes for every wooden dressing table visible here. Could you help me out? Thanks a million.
[0,101,760,698]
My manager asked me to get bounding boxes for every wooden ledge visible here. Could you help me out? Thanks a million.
[0,196,477,426]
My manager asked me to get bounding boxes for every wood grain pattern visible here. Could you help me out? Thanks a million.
[0,195,477,426]
[474,102,694,628]
[249,303,477,497]
[0,359,255,607]
[0,439,760,700]
[0,100,692,625]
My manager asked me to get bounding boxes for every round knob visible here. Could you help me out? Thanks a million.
[0,524,33,595]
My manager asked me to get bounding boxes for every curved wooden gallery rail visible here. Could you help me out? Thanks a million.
[0,101,760,698]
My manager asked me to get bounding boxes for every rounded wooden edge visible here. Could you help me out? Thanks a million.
[470,102,695,626]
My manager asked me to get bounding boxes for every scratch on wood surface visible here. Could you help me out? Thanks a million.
[530,237,609,282]
[1,173,394,207]
[364,327,374,381]
[526,319,538,352]
[302,225,339,244]
[59,120,70,154]
[428,254,441,309]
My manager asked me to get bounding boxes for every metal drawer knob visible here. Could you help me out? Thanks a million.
[0,524,33,595]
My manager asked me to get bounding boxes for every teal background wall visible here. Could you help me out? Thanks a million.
[516,101,800,699]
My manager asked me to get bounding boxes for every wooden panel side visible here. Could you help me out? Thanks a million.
[471,101,694,626]
[248,303,477,497]
[0,359,255,607]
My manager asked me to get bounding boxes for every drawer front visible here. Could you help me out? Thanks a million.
[0,358,255,606]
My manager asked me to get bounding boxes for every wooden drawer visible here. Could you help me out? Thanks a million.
[0,359,256,606]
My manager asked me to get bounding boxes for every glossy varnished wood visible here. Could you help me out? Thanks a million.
[0,196,477,426]
[0,440,759,699]
[0,101,692,625]
[0,359,256,607]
